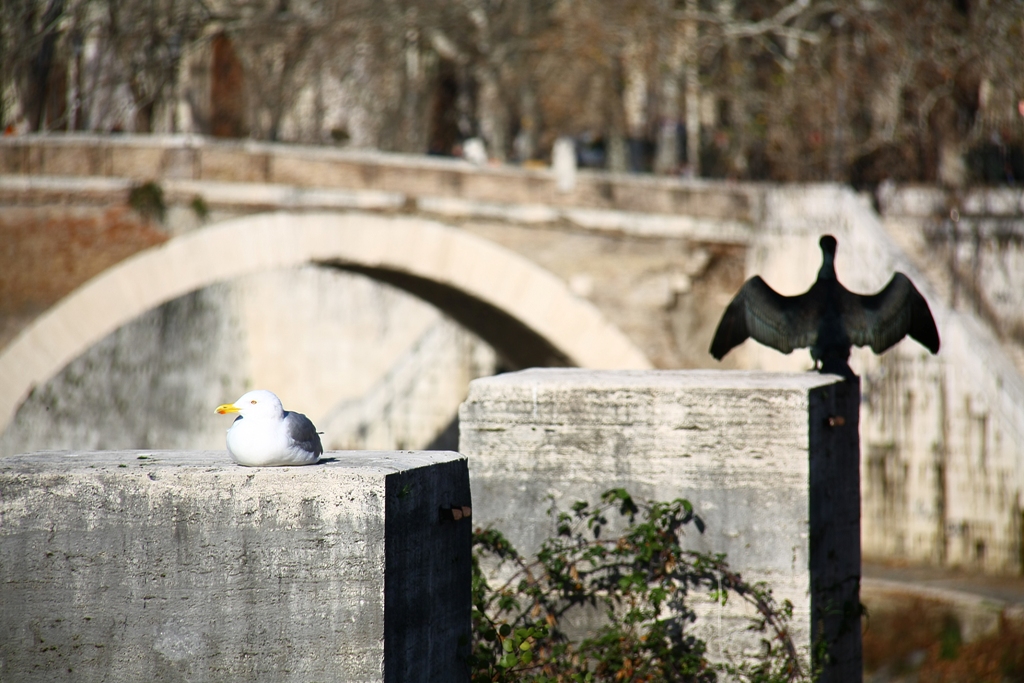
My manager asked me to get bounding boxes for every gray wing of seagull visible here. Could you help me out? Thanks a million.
[709,276,823,359]
[840,272,940,355]
[283,411,324,457]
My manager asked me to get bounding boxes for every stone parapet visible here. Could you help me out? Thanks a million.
[0,450,471,683]
[0,134,756,221]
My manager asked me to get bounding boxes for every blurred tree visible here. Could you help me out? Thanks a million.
[217,0,324,141]
[839,0,1024,188]
[2,0,68,131]
[1,0,1021,185]
[98,0,208,132]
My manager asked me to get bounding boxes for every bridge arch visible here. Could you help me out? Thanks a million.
[0,211,651,432]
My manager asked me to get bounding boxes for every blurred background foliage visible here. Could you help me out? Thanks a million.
[2,0,1022,186]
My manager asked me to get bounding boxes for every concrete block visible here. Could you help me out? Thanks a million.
[460,369,861,681]
[0,450,471,683]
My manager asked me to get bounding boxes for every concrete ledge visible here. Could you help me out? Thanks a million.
[459,369,861,681]
[0,450,471,683]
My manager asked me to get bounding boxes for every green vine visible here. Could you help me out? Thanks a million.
[469,489,809,683]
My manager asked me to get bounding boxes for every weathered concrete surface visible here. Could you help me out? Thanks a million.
[0,450,472,683]
[878,184,1024,375]
[460,369,861,681]
[0,284,249,457]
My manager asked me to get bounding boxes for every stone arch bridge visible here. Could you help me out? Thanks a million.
[3,135,1024,575]
[0,211,651,433]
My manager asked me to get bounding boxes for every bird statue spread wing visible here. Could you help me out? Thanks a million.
[709,235,939,377]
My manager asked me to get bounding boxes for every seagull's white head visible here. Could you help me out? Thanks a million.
[215,390,285,419]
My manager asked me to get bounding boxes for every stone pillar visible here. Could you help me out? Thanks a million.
[0,450,472,683]
[459,369,862,681]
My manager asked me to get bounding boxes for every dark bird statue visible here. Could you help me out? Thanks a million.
[709,235,940,378]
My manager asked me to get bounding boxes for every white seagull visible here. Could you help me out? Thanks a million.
[215,390,323,466]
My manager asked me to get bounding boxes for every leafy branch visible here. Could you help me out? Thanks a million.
[469,489,809,683]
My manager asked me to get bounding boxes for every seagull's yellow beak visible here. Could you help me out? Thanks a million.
[215,403,240,415]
